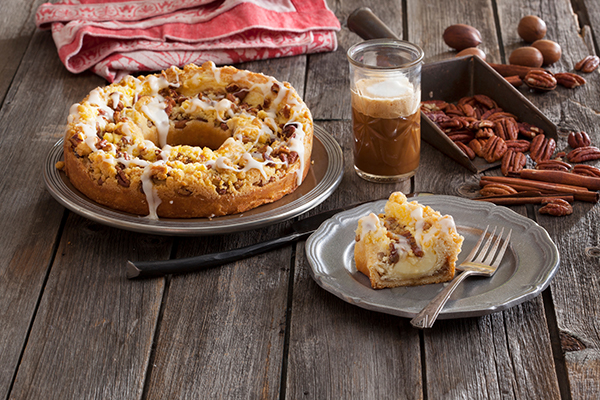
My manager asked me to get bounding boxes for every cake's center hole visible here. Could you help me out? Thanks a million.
[167,120,231,150]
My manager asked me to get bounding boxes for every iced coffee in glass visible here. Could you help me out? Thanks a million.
[347,39,424,183]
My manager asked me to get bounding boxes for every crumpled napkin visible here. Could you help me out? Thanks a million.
[36,0,340,82]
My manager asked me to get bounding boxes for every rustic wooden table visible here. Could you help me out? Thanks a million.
[2,0,600,398]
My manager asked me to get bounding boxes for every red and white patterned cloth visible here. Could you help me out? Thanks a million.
[36,0,340,82]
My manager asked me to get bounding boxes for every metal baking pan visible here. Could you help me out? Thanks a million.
[421,55,557,173]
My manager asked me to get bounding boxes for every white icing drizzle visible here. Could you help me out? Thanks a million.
[209,61,221,83]
[140,162,163,220]
[206,156,237,172]
[241,153,268,179]
[393,235,412,257]
[286,122,307,185]
[359,213,380,233]
[68,103,81,124]
[141,97,170,147]
[214,98,235,121]
[186,96,211,113]
[87,89,103,106]
[145,75,170,94]
[440,215,456,232]
[110,91,121,108]
[81,123,98,150]
[160,145,173,161]
[69,63,310,220]
[139,75,171,148]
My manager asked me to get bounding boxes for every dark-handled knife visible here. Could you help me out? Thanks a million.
[126,193,424,279]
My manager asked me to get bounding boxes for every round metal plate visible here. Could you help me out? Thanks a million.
[44,125,343,236]
[306,195,560,319]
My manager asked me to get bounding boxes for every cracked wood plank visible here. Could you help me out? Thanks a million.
[410,0,561,398]
[143,58,306,399]
[286,3,421,398]
[497,0,600,398]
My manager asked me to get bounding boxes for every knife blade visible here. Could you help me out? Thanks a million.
[126,193,423,279]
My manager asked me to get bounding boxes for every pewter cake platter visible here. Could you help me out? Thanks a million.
[305,195,560,319]
[44,125,343,236]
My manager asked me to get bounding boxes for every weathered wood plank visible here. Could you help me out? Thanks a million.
[0,29,105,399]
[2,28,171,400]
[286,120,420,400]
[143,57,308,399]
[497,0,600,398]
[10,215,168,400]
[409,0,561,398]
[144,228,292,399]
[0,0,45,105]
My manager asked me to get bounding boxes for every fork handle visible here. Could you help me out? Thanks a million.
[410,270,476,329]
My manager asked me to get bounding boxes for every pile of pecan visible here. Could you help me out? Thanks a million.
[422,95,600,216]
[421,94,549,175]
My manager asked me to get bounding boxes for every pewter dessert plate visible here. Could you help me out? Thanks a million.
[305,195,560,319]
[44,125,343,236]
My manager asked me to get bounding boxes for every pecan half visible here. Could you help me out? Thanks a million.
[567,131,592,148]
[554,72,586,88]
[475,127,495,139]
[421,100,448,112]
[539,199,573,216]
[473,94,497,110]
[447,129,474,144]
[517,122,543,139]
[469,138,486,158]
[494,117,519,140]
[566,146,600,163]
[505,139,531,152]
[458,103,476,118]
[482,135,507,163]
[444,103,462,116]
[486,111,518,121]
[479,108,502,120]
[501,149,527,176]
[536,159,571,172]
[480,183,518,197]
[529,134,555,162]
[524,70,557,90]
[69,134,83,147]
[423,110,448,124]
[572,164,600,177]
[575,55,600,73]
[116,165,130,188]
[439,116,469,130]
[456,141,476,160]
[469,119,495,130]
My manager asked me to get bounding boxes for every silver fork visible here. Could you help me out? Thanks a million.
[410,226,512,329]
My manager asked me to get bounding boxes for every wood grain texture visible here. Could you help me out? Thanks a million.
[410,0,561,398]
[496,0,600,398]
[10,214,168,400]
[143,56,308,399]
[0,0,45,105]
[2,29,170,400]
[0,30,105,399]
[144,227,292,399]
[286,120,420,400]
